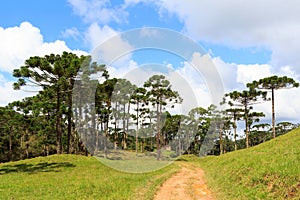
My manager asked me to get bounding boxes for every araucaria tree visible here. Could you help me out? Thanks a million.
[130,87,147,154]
[247,76,299,138]
[143,75,182,160]
[13,52,107,154]
[223,89,267,148]
[224,108,244,151]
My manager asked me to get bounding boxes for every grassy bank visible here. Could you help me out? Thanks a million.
[0,154,179,200]
[188,128,300,199]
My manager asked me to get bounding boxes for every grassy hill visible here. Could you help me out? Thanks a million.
[0,154,179,200]
[188,128,300,199]
[1,129,299,200]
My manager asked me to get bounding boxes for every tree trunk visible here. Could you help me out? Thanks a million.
[219,124,223,155]
[245,105,249,148]
[122,104,127,150]
[67,81,73,154]
[104,117,109,159]
[56,87,62,154]
[94,117,99,155]
[114,102,118,150]
[9,126,12,161]
[125,103,130,150]
[156,102,161,161]
[135,103,139,154]
[178,136,181,156]
[234,117,237,151]
[25,129,29,159]
[271,88,276,138]
[141,138,145,153]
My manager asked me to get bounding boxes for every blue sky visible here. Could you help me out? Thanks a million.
[0,0,271,64]
[1,0,300,126]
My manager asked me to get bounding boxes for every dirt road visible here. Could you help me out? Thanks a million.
[154,164,215,200]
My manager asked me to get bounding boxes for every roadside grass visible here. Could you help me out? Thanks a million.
[186,128,300,200]
[96,150,175,173]
[0,154,179,200]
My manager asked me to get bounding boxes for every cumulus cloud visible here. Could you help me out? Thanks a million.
[0,79,35,107]
[157,0,300,72]
[213,57,300,124]
[237,64,272,85]
[173,62,211,110]
[212,57,241,91]
[68,0,128,24]
[189,52,224,105]
[0,22,87,106]
[119,63,202,114]
[0,22,87,73]
[62,27,81,40]
[87,23,134,68]
[85,23,119,49]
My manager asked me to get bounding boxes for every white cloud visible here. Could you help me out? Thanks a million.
[173,62,211,111]
[189,52,224,105]
[237,64,272,85]
[253,86,300,125]
[210,55,300,124]
[278,65,300,80]
[108,59,139,80]
[0,22,42,72]
[123,0,150,7]
[213,57,242,91]
[157,0,300,73]
[0,22,88,106]
[139,27,160,38]
[0,80,36,107]
[85,23,118,49]
[62,27,81,40]
[119,62,202,114]
[88,23,134,67]
[0,22,87,73]
[68,0,128,24]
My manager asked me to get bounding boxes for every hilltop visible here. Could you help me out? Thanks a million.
[189,128,300,199]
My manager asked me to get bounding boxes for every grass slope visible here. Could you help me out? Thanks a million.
[188,128,300,199]
[0,154,179,200]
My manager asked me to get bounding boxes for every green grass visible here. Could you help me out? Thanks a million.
[96,150,175,173]
[0,154,179,200]
[187,128,300,200]
[2,129,299,200]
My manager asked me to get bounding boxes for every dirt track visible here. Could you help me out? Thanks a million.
[154,164,215,200]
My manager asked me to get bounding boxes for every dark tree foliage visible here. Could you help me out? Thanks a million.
[223,89,268,148]
[1,52,298,163]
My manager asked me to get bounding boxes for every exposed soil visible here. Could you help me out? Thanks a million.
[154,164,215,200]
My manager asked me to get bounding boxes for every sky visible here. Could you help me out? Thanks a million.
[1,0,300,132]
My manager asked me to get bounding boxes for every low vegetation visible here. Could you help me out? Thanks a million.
[0,154,179,200]
[188,128,300,199]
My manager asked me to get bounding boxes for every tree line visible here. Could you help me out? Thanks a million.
[0,52,298,162]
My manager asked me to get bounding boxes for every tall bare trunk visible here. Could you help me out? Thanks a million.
[114,102,118,150]
[234,118,237,151]
[122,104,127,149]
[9,126,12,161]
[245,105,249,148]
[156,103,160,160]
[271,88,276,138]
[219,124,223,155]
[135,103,139,154]
[95,117,99,154]
[67,81,72,154]
[56,88,62,154]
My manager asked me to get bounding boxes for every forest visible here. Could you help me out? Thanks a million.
[0,51,299,163]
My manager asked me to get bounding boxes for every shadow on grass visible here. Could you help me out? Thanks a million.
[175,158,187,162]
[0,162,75,175]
